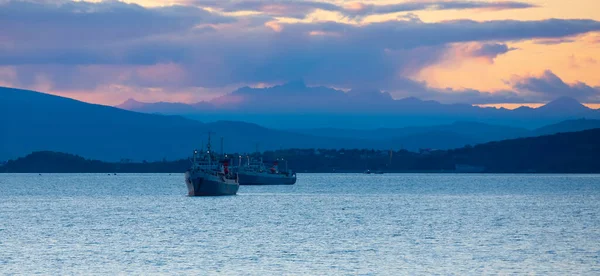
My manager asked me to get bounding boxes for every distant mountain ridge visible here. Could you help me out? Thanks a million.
[291,121,531,141]
[115,81,600,129]
[117,81,476,114]
[3,86,600,161]
[534,118,600,136]
[0,86,370,161]
[537,96,589,113]
[292,119,600,150]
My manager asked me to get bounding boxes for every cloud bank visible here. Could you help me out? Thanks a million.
[409,70,600,104]
[193,0,537,19]
[0,0,599,104]
[511,70,600,103]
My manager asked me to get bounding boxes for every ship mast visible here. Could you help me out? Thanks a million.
[220,136,224,158]
[193,149,197,168]
[206,131,214,167]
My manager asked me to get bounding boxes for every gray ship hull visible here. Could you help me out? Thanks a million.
[238,172,296,185]
[185,172,239,196]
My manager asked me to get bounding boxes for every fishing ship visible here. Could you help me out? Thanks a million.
[185,134,239,196]
[237,156,296,185]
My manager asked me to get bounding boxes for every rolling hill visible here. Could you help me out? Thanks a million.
[0,87,369,161]
[450,128,600,173]
[3,87,600,161]
[533,118,600,136]
[4,128,600,173]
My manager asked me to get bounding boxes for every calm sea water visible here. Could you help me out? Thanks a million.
[1,173,599,275]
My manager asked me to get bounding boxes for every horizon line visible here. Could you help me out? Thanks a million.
[3,85,600,110]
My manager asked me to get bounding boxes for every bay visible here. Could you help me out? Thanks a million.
[1,173,599,275]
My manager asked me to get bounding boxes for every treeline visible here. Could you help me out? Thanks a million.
[0,151,190,173]
[2,128,600,173]
[261,128,600,173]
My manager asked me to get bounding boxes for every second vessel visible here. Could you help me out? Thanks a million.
[237,157,296,185]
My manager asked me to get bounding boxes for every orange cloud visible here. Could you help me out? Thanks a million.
[265,21,284,32]
[344,2,365,11]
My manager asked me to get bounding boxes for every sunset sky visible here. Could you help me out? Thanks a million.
[1,0,599,107]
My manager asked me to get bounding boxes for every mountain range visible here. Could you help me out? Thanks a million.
[116,81,600,129]
[291,118,600,151]
[3,86,600,161]
[0,87,366,161]
[294,118,600,140]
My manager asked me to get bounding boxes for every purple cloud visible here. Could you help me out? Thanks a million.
[403,71,600,104]
[0,0,599,104]
[534,38,576,45]
[0,0,233,49]
[390,71,600,104]
[449,43,517,63]
[406,88,530,105]
[194,0,340,19]
[342,1,537,18]
[192,0,537,19]
[469,43,516,59]
[511,70,600,102]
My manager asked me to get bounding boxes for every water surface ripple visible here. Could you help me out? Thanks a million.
[1,173,599,275]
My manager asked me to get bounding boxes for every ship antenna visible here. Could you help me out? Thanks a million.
[206,131,213,152]
[192,149,197,167]
[221,136,224,158]
[206,131,215,167]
